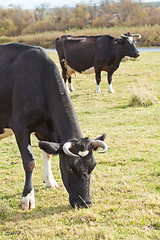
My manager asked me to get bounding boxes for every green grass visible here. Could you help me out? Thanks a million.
[0,51,160,239]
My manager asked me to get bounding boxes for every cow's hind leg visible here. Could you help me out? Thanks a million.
[108,72,115,93]
[60,60,69,91]
[68,76,75,92]
[95,69,102,93]
[14,126,35,210]
[43,151,58,188]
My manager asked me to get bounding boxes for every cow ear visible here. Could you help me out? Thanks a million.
[114,38,118,44]
[94,133,106,141]
[91,133,108,152]
[39,141,62,155]
[114,38,123,45]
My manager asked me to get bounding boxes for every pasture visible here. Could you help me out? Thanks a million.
[0,51,160,239]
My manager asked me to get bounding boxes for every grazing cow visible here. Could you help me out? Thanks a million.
[56,33,141,93]
[0,43,108,209]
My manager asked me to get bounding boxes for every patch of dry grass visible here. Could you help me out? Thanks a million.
[129,81,158,107]
[2,25,160,48]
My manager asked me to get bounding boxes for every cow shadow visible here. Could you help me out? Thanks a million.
[1,191,72,223]
[1,200,71,223]
[108,104,130,110]
[70,93,83,99]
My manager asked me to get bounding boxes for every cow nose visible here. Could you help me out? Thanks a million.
[135,51,140,57]
[70,198,92,208]
[76,200,92,209]
[85,200,92,208]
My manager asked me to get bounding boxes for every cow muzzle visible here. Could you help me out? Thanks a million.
[130,50,140,58]
[134,51,140,58]
[70,196,92,209]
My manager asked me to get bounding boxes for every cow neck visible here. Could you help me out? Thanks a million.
[46,76,83,142]
[116,44,126,61]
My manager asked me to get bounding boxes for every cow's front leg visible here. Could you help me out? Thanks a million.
[14,128,35,210]
[108,72,115,93]
[95,69,102,93]
[43,151,58,188]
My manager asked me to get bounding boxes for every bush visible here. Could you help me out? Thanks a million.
[0,36,10,43]
[22,20,54,34]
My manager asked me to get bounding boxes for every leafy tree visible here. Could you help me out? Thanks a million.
[0,0,160,37]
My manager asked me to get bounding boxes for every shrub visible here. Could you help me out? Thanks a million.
[22,20,54,34]
[0,36,10,43]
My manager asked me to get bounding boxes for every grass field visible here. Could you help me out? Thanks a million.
[0,51,160,239]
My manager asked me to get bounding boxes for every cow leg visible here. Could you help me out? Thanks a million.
[43,151,58,188]
[61,61,69,91]
[108,72,115,93]
[95,69,102,93]
[68,76,75,92]
[14,127,35,210]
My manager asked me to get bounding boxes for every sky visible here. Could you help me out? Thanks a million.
[0,0,159,9]
[0,0,95,9]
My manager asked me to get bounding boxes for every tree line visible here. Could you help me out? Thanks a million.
[0,0,160,37]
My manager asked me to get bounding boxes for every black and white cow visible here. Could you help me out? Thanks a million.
[56,33,141,93]
[0,43,107,209]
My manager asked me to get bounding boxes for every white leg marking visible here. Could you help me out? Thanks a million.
[68,82,75,92]
[95,85,101,93]
[65,83,70,92]
[21,188,35,210]
[108,83,115,93]
[43,151,58,188]
[27,144,33,155]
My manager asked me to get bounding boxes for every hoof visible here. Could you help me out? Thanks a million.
[21,189,35,210]
[95,85,101,93]
[43,175,59,188]
[108,90,115,93]
[108,84,115,93]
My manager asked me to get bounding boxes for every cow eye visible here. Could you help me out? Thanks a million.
[69,168,74,174]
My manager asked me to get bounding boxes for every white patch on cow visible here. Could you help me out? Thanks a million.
[95,85,101,93]
[68,82,75,92]
[65,82,70,92]
[43,151,58,188]
[21,188,35,210]
[27,144,33,156]
[128,36,134,42]
[63,59,94,76]
[0,128,13,140]
[81,67,94,74]
[108,84,115,93]
[78,150,89,157]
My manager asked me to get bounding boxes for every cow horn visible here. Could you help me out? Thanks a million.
[132,34,141,39]
[63,142,79,158]
[92,140,108,153]
[121,34,128,38]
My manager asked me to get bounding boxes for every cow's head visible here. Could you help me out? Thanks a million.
[114,32,141,58]
[39,133,107,208]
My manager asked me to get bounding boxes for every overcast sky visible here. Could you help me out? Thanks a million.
[0,0,94,9]
[0,0,159,9]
